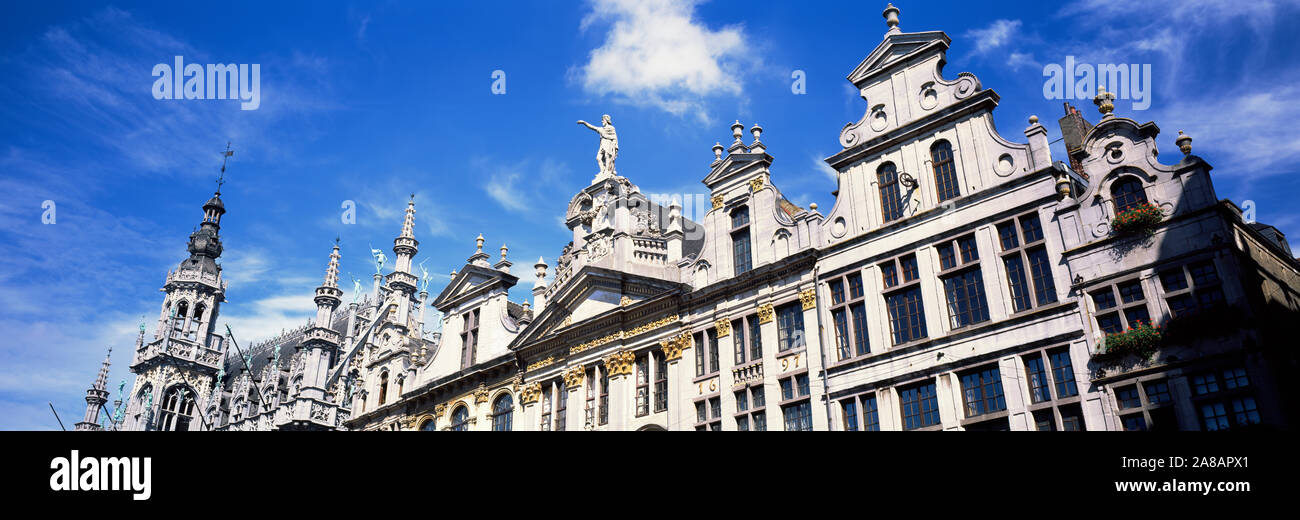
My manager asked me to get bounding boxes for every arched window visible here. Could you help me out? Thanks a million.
[730,206,752,275]
[176,301,189,319]
[158,386,196,431]
[877,162,905,223]
[231,398,244,422]
[1111,177,1148,213]
[931,140,961,202]
[492,394,514,431]
[419,418,437,431]
[194,303,206,319]
[450,406,470,431]
[378,371,389,405]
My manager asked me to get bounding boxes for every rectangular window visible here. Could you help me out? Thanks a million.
[696,329,721,376]
[960,365,1006,417]
[735,385,766,431]
[1143,380,1171,404]
[999,213,1056,312]
[733,318,747,365]
[707,328,720,374]
[899,380,940,430]
[732,229,752,276]
[748,316,762,361]
[1092,279,1150,334]
[654,352,668,413]
[585,367,595,427]
[1024,354,1051,403]
[861,394,880,431]
[1116,385,1142,409]
[886,286,927,345]
[1060,404,1085,431]
[1048,348,1078,398]
[1160,259,1226,319]
[598,366,609,425]
[694,396,723,431]
[842,400,859,431]
[779,373,812,431]
[460,308,480,369]
[635,354,649,417]
[943,268,990,329]
[554,380,567,431]
[828,270,870,361]
[776,302,805,352]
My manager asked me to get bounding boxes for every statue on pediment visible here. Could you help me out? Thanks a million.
[577,115,618,182]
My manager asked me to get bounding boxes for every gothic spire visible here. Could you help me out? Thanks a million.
[400,194,416,239]
[323,238,342,289]
[94,345,112,392]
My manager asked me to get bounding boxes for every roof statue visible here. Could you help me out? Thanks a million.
[370,245,386,274]
[577,114,618,183]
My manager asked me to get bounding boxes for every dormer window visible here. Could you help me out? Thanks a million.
[460,308,480,369]
[931,140,961,202]
[731,206,752,275]
[1111,177,1148,213]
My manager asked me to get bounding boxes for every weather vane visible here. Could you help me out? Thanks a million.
[217,141,234,194]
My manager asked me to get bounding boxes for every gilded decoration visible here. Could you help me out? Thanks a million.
[715,318,731,338]
[749,176,765,192]
[474,383,490,404]
[519,382,542,405]
[620,296,632,307]
[757,303,775,324]
[527,356,556,372]
[799,288,817,310]
[569,314,679,355]
[658,332,692,362]
[604,350,636,377]
[563,366,585,389]
[433,403,447,418]
[711,194,724,209]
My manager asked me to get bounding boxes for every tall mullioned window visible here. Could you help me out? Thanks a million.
[460,308,480,369]
[732,314,763,365]
[776,302,805,352]
[899,380,940,430]
[158,386,196,431]
[1092,279,1151,334]
[654,351,668,413]
[998,213,1058,312]
[937,234,989,329]
[882,254,927,345]
[960,365,1006,418]
[779,373,813,431]
[1159,259,1225,318]
[731,206,752,276]
[931,140,961,202]
[828,272,870,361]
[598,366,609,425]
[695,328,721,377]
[554,380,567,431]
[841,392,880,431]
[734,385,766,431]
[878,162,904,223]
[635,354,649,417]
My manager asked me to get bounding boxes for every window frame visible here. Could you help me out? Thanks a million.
[996,212,1058,313]
[880,253,928,346]
[936,234,990,330]
[930,140,961,202]
[827,271,871,363]
[731,206,753,276]
[778,371,813,431]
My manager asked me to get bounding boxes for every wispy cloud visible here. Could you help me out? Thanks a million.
[964,19,1022,55]
[575,0,756,123]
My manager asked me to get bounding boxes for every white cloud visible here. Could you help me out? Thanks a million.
[964,19,1022,55]
[577,0,754,122]
[1006,52,1041,72]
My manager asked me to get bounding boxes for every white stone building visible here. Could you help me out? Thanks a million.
[82,4,1299,432]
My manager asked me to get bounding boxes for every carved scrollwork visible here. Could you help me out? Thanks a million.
[604,350,636,377]
[799,289,817,311]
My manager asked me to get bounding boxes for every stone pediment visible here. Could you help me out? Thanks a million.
[845,30,950,87]
[430,264,518,310]
[509,266,689,351]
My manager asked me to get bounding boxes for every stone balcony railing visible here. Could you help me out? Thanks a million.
[303,327,341,346]
[631,237,669,265]
[165,268,223,288]
[133,336,224,369]
[732,361,764,388]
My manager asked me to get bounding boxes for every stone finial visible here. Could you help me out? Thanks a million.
[712,142,724,162]
[450,267,457,279]
[1029,115,1039,125]
[809,202,818,211]
[883,3,900,31]
[475,233,484,253]
[1094,85,1115,117]
[534,256,547,279]
[731,120,744,142]
[1176,130,1193,156]
[750,123,763,142]
[500,243,508,261]
[399,195,416,239]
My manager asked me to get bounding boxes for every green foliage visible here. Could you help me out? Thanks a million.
[1111,202,1163,236]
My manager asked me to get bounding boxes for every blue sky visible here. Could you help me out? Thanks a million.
[2,0,1298,430]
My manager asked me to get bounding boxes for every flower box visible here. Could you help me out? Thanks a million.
[1111,202,1163,236]
[1098,321,1162,362]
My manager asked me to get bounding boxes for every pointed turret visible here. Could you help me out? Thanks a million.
[75,346,113,431]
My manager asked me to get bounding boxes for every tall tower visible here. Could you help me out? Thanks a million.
[124,147,233,431]
[74,346,113,431]
[287,240,345,429]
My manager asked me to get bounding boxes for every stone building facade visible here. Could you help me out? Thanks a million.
[84,5,1298,431]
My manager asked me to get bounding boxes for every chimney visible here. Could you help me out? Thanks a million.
[1057,102,1093,178]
